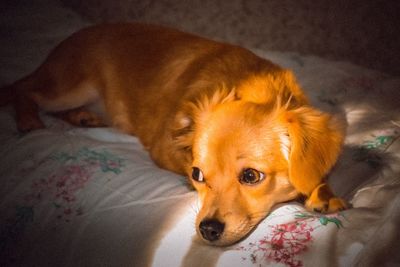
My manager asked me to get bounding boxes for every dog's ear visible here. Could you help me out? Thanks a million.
[172,86,237,152]
[279,106,344,196]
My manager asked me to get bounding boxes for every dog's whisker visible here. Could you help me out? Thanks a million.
[189,203,200,215]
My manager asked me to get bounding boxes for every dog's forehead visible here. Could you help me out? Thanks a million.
[206,101,274,130]
[193,101,280,164]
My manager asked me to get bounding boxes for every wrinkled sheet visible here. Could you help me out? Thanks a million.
[1,1,400,266]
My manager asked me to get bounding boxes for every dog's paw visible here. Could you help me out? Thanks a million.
[55,108,106,127]
[74,111,105,127]
[305,183,347,213]
[17,117,45,133]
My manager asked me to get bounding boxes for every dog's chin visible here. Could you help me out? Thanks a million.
[196,228,253,247]
[196,234,244,247]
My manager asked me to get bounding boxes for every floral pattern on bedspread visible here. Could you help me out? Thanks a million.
[23,147,125,221]
[237,209,344,267]
[361,129,399,150]
[0,147,125,263]
[352,128,399,168]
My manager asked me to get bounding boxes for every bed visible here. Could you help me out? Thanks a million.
[1,1,400,266]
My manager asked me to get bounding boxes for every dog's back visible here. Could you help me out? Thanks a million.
[7,23,280,171]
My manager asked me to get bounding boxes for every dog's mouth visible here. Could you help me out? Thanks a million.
[196,214,267,246]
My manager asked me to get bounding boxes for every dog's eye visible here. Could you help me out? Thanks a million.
[192,167,205,182]
[240,168,265,185]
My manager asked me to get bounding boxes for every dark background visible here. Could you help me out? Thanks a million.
[62,0,400,76]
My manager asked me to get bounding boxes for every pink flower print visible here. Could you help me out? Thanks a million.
[266,221,313,267]
[238,212,344,266]
[63,208,72,215]
[21,148,124,223]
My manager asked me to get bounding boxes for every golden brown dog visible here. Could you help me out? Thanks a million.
[2,23,346,246]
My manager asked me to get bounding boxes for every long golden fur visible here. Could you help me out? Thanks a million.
[3,23,346,246]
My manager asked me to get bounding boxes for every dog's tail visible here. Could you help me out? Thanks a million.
[0,83,16,106]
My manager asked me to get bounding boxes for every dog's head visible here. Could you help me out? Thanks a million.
[174,70,344,246]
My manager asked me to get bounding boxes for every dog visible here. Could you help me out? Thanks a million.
[2,23,346,246]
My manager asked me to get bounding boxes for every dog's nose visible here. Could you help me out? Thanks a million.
[199,219,225,242]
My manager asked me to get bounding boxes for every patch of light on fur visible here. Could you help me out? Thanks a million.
[279,132,291,161]
[151,198,198,267]
[179,115,191,128]
[197,131,212,164]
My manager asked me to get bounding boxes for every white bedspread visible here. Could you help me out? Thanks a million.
[1,1,400,266]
